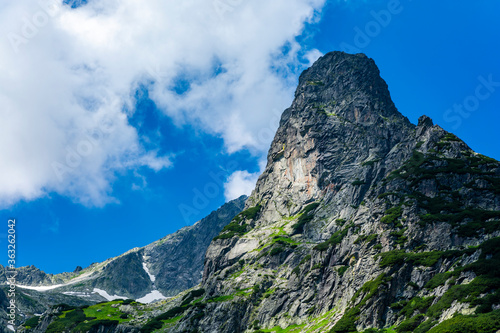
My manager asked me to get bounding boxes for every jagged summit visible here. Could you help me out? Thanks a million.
[285,51,410,126]
[256,52,416,226]
[198,52,500,333]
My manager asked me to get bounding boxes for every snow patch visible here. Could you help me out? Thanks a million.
[142,261,156,283]
[93,288,128,301]
[17,284,65,291]
[16,270,96,291]
[136,290,168,304]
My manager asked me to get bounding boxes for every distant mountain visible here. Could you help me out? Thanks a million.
[1,195,246,330]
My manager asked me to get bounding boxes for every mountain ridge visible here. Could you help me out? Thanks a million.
[1,195,247,331]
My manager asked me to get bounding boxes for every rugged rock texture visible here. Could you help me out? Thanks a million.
[142,194,247,297]
[140,52,499,333]
[19,52,500,332]
[0,266,75,287]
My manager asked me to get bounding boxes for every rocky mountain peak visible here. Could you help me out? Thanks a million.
[417,114,433,128]
[252,52,415,224]
[195,53,500,333]
[289,51,408,125]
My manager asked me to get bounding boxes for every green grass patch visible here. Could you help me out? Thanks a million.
[427,276,500,319]
[381,205,403,224]
[354,234,377,244]
[424,271,457,289]
[258,323,306,332]
[83,301,129,322]
[384,148,496,191]
[269,246,285,256]
[180,288,205,306]
[46,306,122,333]
[390,228,408,245]
[337,265,348,276]
[271,235,301,246]
[378,249,461,268]
[240,204,262,220]
[331,273,391,333]
[299,254,312,265]
[396,314,425,333]
[442,133,461,142]
[214,205,262,240]
[206,295,234,303]
[398,297,435,318]
[402,237,500,321]
[23,316,40,328]
[306,80,325,86]
[73,320,119,333]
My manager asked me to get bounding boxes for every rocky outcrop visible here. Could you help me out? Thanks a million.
[0,265,75,287]
[152,52,500,332]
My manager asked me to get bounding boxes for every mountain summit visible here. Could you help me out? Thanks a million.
[195,51,500,333]
[24,52,500,333]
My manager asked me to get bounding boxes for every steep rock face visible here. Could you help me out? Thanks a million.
[143,195,248,297]
[245,52,412,228]
[203,52,415,284]
[159,52,500,333]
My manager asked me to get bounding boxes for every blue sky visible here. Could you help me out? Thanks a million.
[1,0,499,274]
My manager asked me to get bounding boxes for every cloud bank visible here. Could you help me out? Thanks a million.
[0,0,325,206]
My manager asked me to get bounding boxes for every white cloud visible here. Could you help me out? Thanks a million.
[0,0,326,207]
[224,158,266,201]
[304,49,324,66]
[224,170,260,201]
